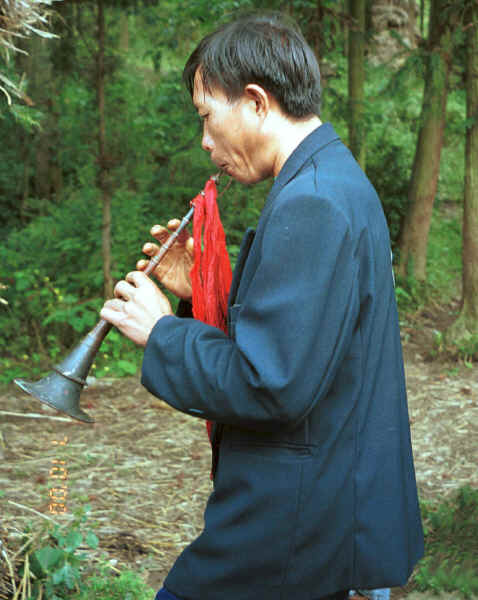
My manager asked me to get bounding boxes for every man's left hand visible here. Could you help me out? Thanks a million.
[100,271,173,347]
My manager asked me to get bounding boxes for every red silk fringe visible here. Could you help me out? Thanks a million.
[190,177,232,442]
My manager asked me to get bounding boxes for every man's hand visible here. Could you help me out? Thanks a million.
[100,271,173,347]
[137,219,194,301]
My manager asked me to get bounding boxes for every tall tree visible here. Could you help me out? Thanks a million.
[447,0,478,343]
[419,0,426,37]
[407,0,417,45]
[347,0,366,169]
[28,35,56,200]
[397,0,455,282]
[96,0,113,299]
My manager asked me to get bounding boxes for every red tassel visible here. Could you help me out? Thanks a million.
[190,178,232,448]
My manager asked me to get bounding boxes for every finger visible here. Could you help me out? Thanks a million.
[142,242,160,257]
[100,299,127,324]
[186,237,194,255]
[103,298,125,312]
[114,280,135,300]
[125,270,151,287]
[151,220,190,244]
[136,258,149,271]
[150,225,171,244]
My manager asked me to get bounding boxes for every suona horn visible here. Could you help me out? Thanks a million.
[14,173,222,423]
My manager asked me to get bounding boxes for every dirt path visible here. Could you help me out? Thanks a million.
[1,348,477,597]
[403,354,478,502]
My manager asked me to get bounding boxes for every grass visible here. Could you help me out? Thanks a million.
[414,486,478,598]
[426,207,462,302]
[74,569,154,600]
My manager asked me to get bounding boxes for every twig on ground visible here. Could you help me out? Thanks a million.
[0,411,72,422]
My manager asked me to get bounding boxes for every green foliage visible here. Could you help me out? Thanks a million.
[16,505,154,600]
[93,329,143,378]
[415,487,478,598]
[435,326,478,365]
[74,569,154,600]
[27,505,99,599]
[322,44,466,250]
[439,87,466,203]
[0,0,59,111]
[426,211,462,296]
[453,334,478,364]
[8,103,45,130]
[0,0,469,385]
[395,205,462,314]
[322,53,424,247]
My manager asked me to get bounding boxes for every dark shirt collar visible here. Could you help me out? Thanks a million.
[267,122,340,205]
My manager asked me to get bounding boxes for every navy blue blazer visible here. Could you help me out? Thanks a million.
[142,123,424,600]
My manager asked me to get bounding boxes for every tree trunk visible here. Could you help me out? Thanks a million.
[397,0,453,282]
[316,0,325,58]
[96,0,113,299]
[20,132,31,224]
[348,0,366,169]
[407,0,416,46]
[119,12,129,52]
[447,0,478,343]
[420,0,425,37]
[343,0,349,57]
[26,35,53,202]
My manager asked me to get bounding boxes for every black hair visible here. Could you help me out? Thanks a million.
[183,13,321,118]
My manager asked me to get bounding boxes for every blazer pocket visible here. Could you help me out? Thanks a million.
[228,441,313,459]
[210,439,306,586]
[227,303,242,340]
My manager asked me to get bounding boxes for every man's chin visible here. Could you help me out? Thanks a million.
[216,164,267,186]
[221,165,242,183]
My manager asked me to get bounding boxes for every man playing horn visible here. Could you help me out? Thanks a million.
[101,13,424,600]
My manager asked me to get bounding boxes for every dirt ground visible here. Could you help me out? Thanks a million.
[1,304,477,599]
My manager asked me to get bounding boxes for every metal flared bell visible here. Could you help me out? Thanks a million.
[13,322,111,423]
[14,373,94,423]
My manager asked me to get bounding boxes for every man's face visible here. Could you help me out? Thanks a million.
[192,70,271,185]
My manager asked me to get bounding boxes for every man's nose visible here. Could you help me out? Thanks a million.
[201,128,213,153]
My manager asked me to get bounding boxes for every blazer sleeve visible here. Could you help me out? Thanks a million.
[141,192,361,431]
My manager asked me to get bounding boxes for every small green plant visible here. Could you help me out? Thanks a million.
[27,505,99,599]
[74,568,154,600]
[455,334,478,365]
[395,283,415,313]
[11,505,154,599]
[394,271,429,314]
[415,486,478,598]
[429,329,444,358]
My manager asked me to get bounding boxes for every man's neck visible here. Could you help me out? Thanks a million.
[272,116,322,178]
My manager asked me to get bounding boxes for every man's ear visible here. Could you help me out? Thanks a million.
[244,83,270,117]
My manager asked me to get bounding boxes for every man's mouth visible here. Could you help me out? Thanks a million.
[215,162,228,175]
[212,158,230,175]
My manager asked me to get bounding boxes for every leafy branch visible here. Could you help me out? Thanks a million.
[0,0,61,105]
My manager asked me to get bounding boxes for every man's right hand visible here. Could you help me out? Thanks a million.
[136,219,194,301]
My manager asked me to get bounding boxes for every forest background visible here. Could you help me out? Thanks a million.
[0,0,477,380]
[0,1,477,600]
